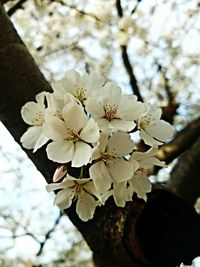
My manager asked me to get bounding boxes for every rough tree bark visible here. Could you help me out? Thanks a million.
[0,3,200,267]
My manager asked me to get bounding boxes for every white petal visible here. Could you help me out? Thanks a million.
[113,182,127,207]
[21,127,43,150]
[131,146,158,160]
[101,82,122,105]
[21,102,44,125]
[95,118,110,131]
[52,81,66,100]
[62,102,87,132]
[54,188,74,210]
[130,171,152,201]
[44,116,67,140]
[109,158,133,182]
[120,96,145,120]
[108,131,134,156]
[89,161,112,194]
[46,140,74,163]
[72,142,92,167]
[148,105,162,121]
[33,132,49,152]
[139,129,161,146]
[110,119,136,132]
[80,119,100,143]
[46,178,74,192]
[146,120,173,142]
[76,191,96,221]
[140,157,166,169]
[83,180,100,199]
[85,97,105,117]
[35,92,46,105]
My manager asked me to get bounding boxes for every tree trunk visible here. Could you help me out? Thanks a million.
[0,3,200,267]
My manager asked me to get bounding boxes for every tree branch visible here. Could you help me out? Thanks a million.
[168,136,200,205]
[156,116,200,164]
[7,0,27,16]
[116,0,123,17]
[121,45,143,102]
[116,0,143,102]
[131,0,143,14]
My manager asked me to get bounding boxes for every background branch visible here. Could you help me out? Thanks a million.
[156,116,200,164]
[7,0,27,16]
[116,0,143,102]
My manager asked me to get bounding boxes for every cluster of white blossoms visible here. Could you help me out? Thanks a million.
[21,70,173,221]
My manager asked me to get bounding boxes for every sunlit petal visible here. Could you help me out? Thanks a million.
[76,191,96,221]
[46,140,74,163]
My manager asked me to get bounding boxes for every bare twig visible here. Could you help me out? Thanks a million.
[131,0,143,14]
[55,0,101,22]
[156,62,179,124]
[37,211,63,256]
[7,0,27,16]
[116,0,123,17]
[116,0,143,102]
[121,45,143,102]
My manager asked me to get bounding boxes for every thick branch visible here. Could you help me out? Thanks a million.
[157,116,200,164]
[168,136,200,205]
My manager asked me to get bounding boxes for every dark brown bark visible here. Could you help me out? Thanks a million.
[0,3,200,267]
[168,136,200,205]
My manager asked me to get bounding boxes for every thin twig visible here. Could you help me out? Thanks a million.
[36,211,63,256]
[116,0,143,101]
[131,0,143,14]
[7,0,27,16]
[116,0,123,17]
[121,45,143,102]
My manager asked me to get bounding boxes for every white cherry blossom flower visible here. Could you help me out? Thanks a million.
[89,131,134,194]
[131,146,166,170]
[46,175,99,221]
[129,168,152,201]
[118,16,134,31]
[138,105,173,146]
[52,70,105,104]
[86,82,144,132]
[44,102,99,167]
[20,92,49,152]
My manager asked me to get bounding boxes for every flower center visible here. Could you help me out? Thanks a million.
[74,183,82,198]
[139,115,153,129]
[104,104,118,121]
[66,128,80,142]
[75,88,87,102]
[33,112,44,126]
[101,153,114,164]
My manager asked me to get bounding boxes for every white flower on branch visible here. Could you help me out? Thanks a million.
[138,105,174,146]
[131,146,166,170]
[44,102,99,167]
[89,131,135,194]
[129,168,152,201]
[20,92,49,152]
[86,82,144,132]
[52,70,105,104]
[46,175,100,221]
